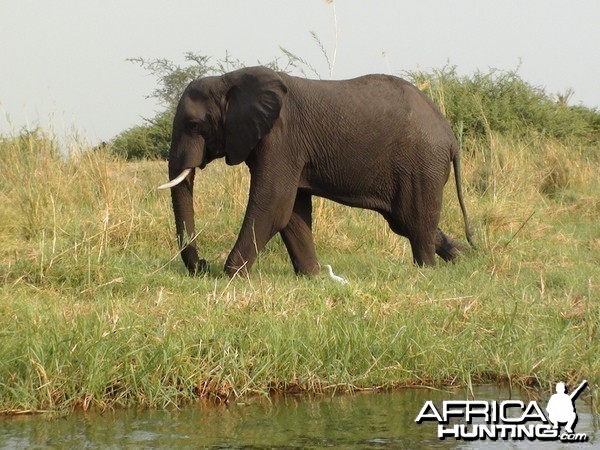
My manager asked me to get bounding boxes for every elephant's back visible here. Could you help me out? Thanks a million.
[282,73,456,155]
[285,73,450,128]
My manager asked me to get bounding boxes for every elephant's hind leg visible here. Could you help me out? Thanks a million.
[409,235,437,266]
[386,215,437,267]
[388,191,439,267]
[280,191,320,275]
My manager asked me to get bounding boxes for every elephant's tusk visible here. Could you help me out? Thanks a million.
[157,168,193,190]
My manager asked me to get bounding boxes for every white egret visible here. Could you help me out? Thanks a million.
[324,264,349,285]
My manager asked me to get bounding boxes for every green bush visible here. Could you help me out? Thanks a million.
[110,110,173,160]
[404,65,600,141]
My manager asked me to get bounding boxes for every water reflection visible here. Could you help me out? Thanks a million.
[0,386,597,449]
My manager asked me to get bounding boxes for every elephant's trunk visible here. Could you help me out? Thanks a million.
[166,134,208,275]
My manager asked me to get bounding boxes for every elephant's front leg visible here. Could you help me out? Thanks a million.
[224,171,298,277]
[280,191,319,275]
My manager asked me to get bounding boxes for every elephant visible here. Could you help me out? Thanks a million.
[158,66,474,277]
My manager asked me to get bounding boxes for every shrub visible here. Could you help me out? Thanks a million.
[404,65,600,141]
[110,110,173,160]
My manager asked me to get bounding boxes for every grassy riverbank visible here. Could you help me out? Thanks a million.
[0,129,598,413]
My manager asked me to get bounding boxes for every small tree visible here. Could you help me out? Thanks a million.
[127,52,249,110]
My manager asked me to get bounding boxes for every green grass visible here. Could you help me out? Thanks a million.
[0,128,598,414]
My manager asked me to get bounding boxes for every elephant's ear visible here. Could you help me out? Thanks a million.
[223,67,288,165]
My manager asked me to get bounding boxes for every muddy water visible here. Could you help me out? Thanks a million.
[0,386,597,448]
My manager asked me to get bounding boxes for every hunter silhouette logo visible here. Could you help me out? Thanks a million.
[546,380,587,434]
[415,380,589,442]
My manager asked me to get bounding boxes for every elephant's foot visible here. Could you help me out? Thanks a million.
[295,262,321,276]
[224,251,252,278]
[189,259,209,276]
[435,229,469,262]
[224,263,250,278]
[181,246,209,276]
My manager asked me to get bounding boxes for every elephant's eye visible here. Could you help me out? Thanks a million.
[186,116,212,136]
[186,121,202,135]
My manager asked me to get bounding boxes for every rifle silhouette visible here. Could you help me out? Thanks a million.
[569,380,588,401]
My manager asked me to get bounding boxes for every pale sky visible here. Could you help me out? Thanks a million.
[1,0,599,144]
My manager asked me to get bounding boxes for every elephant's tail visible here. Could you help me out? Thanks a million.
[452,150,475,248]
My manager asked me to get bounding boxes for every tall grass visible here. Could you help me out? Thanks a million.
[0,112,599,413]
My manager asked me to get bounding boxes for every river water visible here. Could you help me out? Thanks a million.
[0,385,597,448]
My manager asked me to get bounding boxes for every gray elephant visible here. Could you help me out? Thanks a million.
[159,66,473,277]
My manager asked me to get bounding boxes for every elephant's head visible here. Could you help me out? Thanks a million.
[158,66,288,275]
